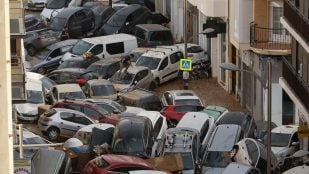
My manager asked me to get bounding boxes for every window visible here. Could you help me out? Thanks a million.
[138,70,149,79]
[110,166,150,173]
[200,120,210,142]
[188,46,204,53]
[90,44,103,55]
[60,112,75,122]
[106,63,120,76]
[64,104,82,112]
[49,48,61,58]
[175,106,195,112]
[60,45,73,54]
[159,57,168,71]
[84,107,102,119]
[74,114,92,125]
[10,39,17,54]
[106,42,124,55]
[245,140,259,166]
[134,27,146,40]
[153,117,163,139]
[97,104,115,113]
[163,92,172,105]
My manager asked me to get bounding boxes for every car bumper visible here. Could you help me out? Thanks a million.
[17,113,38,121]
[38,121,49,132]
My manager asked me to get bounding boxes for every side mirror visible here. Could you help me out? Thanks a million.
[125,22,129,26]
[292,142,299,146]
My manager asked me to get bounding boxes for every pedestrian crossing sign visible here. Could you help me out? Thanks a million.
[180,58,192,71]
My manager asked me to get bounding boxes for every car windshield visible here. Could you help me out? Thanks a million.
[135,56,161,70]
[87,65,107,76]
[107,13,126,27]
[46,0,66,9]
[26,90,44,104]
[175,99,201,106]
[109,72,134,84]
[111,101,126,112]
[165,152,194,170]
[49,17,67,31]
[24,137,48,144]
[130,52,143,62]
[204,151,231,168]
[58,61,82,69]
[59,91,86,100]
[40,77,57,91]
[71,40,94,56]
[263,133,291,147]
[36,49,52,60]
[91,84,116,96]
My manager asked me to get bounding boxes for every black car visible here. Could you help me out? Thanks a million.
[97,4,169,36]
[57,56,100,70]
[49,7,95,39]
[46,68,98,85]
[112,116,154,158]
[216,112,257,139]
[124,0,155,11]
[31,39,79,74]
[86,58,121,79]
[24,14,46,32]
[132,24,174,47]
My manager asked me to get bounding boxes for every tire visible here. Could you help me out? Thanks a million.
[168,120,178,128]
[149,81,156,91]
[46,127,60,141]
[37,67,47,74]
[27,45,36,56]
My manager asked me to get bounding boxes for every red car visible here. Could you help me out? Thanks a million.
[52,99,120,125]
[83,154,155,174]
[160,105,204,127]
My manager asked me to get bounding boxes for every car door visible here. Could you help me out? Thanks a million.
[156,57,169,83]
[169,51,182,79]
[59,111,80,137]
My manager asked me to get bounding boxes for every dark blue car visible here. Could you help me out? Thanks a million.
[31,39,79,74]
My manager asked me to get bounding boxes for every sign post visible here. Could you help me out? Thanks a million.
[180,59,192,90]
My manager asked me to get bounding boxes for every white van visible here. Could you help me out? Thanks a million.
[62,34,138,60]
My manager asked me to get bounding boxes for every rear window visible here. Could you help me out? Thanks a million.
[133,27,147,40]
[149,31,172,41]
[187,46,204,53]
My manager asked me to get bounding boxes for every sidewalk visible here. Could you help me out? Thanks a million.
[155,77,246,112]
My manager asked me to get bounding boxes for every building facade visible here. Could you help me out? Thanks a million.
[280,0,309,150]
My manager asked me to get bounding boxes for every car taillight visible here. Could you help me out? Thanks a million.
[76,78,87,85]
[43,117,52,122]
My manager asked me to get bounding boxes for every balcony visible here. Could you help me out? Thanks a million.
[250,22,291,55]
[283,0,309,43]
[282,58,309,112]
[11,55,26,103]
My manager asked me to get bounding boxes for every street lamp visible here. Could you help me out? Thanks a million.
[220,60,272,174]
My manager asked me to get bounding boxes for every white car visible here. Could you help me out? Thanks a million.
[175,43,209,63]
[161,90,203,107]
[136,111,168,157]
[26,72,57,95]
[38,108,96,140]
[14,79,45,121]
[47,83,86,104]
[268,125,299,164]
[135,46,183,86]
[177,112,215,148]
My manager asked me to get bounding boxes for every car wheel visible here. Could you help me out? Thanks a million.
[168,120,178,128]
[149,81,156,91]
[37,67,47,74]
[46,127,60,141]
[27,45,36,56]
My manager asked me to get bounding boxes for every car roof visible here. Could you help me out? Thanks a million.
[142,47,181,59]
[90,58,121,66]
[115,4,144,16]
[272,125,298,134]
[167,90,200,100]
[165,127,199,152]
[86,79,113,86]
[51,68,86,73]
[26,72,44,80]
[216,112,249,126]
[208,124,241,151]
[53,107,87,116]
[76,123,114,133]
[54,7,85,18]
[53,84,82,92]
[136,111,163,126]
[102,154,152,167]
[123,66,149,74]
[82,34,136,45]
[177,112,212,131]
[46,39,79,50]
[135,24,170,31]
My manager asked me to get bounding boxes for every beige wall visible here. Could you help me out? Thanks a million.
[0,0,14,173]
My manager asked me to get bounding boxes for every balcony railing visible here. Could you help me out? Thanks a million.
[250,22,291,50]
[282,57,309,111]
[284,0,309,43]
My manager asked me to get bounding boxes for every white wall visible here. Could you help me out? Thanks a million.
[272,83,283,125]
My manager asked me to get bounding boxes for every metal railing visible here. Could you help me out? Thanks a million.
[250,22,291,50]
[282,57,309,111]
[284,0,309,43]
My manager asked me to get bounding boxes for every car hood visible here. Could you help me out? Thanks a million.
[125,106,145,114]
[15,103,42,115]
[62,52,79,61]
[203,167,225,174]
[113,83,130,92]
[272,146,287,156]
[91,94,118,101]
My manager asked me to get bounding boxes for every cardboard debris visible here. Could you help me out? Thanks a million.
[146,153,184,172]
[38,104,51,116]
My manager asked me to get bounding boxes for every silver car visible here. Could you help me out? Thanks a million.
[109,66,156,92]
[38,108,96,140]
